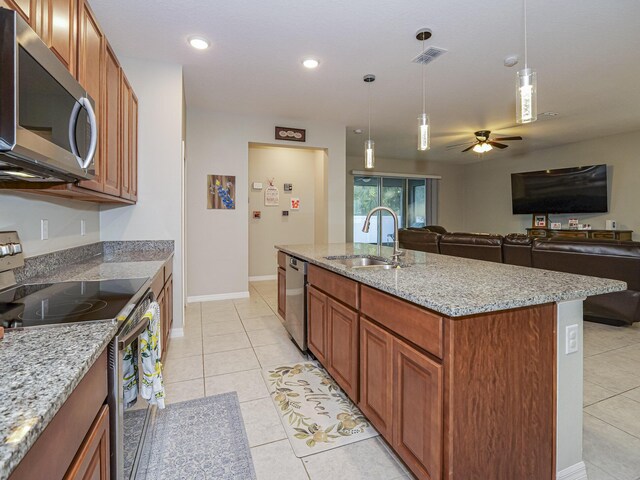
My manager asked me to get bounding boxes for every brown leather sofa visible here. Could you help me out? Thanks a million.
[398,229,638,326]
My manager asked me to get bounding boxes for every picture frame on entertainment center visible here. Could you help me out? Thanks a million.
[533,214,548,228]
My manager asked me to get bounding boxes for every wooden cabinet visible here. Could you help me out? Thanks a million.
[38,0,76,73]
[102,43,121,197]
[359,317,393,440]
[129,93,138,201]
[393,338,442,480]
[307,285,328,365]
[152,256,174,362]
[163,274,173,353]
[1,0,36,26]
[120,73,131,199]
[526,228,633,241]
[327,298,359,400]
[76,0,103,192]
[277,267,286,319]
[64,404,110,480]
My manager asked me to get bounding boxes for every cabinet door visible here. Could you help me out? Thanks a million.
[40,0,76,73]
[129,93,138,202]
[277,267,286,319]
[393,339,443,480]
[120,73,131,199]
[307,286,328,365]
[64,404,110,480]
[157,287,166,361]
[165,275,173,348]
[102,43,121,197]
[359,317,393,440]
[1,0,36,25]
[327,298,359,401]
[76,0,103,192]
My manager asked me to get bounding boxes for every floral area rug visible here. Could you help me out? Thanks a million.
[262,361,379,457]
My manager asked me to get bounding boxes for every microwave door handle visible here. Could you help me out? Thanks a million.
[80,97,98,169]
[68,101,82,157]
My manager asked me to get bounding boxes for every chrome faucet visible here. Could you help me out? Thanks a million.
[362,206,404,262]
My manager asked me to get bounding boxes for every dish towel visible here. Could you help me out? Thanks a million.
[122,342,138,409]
[140,301,166,409]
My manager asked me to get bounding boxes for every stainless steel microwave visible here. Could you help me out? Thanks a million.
[0,8,97,184]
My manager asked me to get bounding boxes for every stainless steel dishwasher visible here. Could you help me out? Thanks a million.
[285,255,308,351]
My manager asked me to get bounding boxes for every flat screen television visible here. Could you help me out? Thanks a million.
[511,164,608,214]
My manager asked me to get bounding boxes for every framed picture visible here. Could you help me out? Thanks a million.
[275,126,306,142]
[290,198,300,210]
[265,184,279,206]
[207,175,235,209]
[533,214,548,228]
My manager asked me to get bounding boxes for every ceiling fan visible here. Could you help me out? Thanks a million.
[448,130,523,153]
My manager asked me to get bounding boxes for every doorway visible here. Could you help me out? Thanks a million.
[248,144,328,279]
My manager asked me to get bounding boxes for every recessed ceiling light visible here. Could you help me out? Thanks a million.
[302,58,319,69]
[188,36,210,50]
[541,111,559,117]
[353,129,363,134]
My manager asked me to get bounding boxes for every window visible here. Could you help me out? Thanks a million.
[353,175,438,245]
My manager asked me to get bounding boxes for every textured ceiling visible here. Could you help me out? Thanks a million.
[90,0,640,162]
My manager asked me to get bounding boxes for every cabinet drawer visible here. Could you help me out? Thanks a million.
[590,232,614,239]
[360,285,443,359]
[277,250,287,269]
[308,264,359,309]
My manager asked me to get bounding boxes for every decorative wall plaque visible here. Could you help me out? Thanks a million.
[264,178,279,206]
[275,126,306,142]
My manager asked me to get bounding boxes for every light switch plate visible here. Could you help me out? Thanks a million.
[566,324,579,354]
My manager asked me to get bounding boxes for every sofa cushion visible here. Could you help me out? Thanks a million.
[398,229,440,254]
[439,233,503,263]
[503,233,533,267]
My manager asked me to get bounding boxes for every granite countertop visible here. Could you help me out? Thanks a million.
[0,241,173,479]
[0,322,118,479]
[276,243,627,317]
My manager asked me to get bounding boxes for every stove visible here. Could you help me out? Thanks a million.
[0,278,148,329]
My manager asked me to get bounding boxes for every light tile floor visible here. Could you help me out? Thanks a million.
[166,281,640,480]
[164,280,412,480]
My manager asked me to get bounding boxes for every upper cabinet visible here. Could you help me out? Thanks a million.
[4,0,138,204]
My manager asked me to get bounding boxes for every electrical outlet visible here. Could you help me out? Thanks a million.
[40,219,48,240]
[566,324,579,354]
[80,219,86,236]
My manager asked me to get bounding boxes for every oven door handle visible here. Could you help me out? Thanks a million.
[118,316,150,351]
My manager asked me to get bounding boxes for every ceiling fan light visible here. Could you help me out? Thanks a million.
[472,143,493,154]
[417,113,430,151]
[516,67,537,124]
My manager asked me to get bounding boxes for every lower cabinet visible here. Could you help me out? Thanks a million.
[64,404,110,480]
[277,266,286,319]
[150,256,174,361]
[359,316,442,480]
[307,285,359,400]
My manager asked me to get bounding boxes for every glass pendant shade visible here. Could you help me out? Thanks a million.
[364,139,375,169]
[472,143,493,154]
[417,113,430,151]
[516,67,537,124]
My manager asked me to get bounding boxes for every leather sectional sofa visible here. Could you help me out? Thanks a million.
[398,229,639,326]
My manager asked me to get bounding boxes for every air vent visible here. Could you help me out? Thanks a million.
[412,46,448,66]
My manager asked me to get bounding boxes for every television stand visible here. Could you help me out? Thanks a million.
[526,228,633,241]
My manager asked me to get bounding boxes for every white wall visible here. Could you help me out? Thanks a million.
[187,110,346,299]
[462,130,640,239]
[248,145,326,278]
[345,155,466,241]
[100,58,184,328]
[0,192,100,257]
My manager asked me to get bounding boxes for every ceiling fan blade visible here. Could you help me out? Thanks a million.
[488,141,509,149]
[493,136,522,141]
[446,141,476,149]
[461,145,476,152]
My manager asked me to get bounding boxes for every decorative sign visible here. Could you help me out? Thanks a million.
[264,178,279,206]
[207,175,235,210]
[568,218,579,229]
[252,182,263,190]
[284,183,293,192]
[290,198,300,210]
[253,211,261,219]
[534,215,547,227]
[275,126,306,142]
[550,222,562,230]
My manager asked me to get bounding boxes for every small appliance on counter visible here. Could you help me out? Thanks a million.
[284,254,308,352]
[0,231,156,479]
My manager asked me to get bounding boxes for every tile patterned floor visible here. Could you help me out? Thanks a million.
[164,281,412,480]
[166,281,640,480]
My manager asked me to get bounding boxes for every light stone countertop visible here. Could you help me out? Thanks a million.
[276,243,627,317]
[0,242,173,479]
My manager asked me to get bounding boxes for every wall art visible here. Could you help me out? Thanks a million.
[275,126,306,142]
[290,198,300,210]
[207,175,235,209]
[265,179,280,206]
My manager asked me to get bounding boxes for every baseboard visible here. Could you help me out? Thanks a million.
[187,291,250,303]
[170,328,184,338]
[249,275,277,282]
[557,461,588,480]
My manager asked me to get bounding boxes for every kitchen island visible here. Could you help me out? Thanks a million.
[276,243,626,480]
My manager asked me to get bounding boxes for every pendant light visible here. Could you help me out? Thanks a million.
[416,29,432,151]
[516,0,537,124]
[363,74,376,169]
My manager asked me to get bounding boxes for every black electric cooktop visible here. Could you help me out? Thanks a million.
[0,278,148,329]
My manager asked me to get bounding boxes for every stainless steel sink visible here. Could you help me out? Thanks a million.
[324,255,400,269]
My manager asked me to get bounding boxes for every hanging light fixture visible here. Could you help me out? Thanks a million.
[363,74,376,169]
[416,29,432,151]
[516,0,537,124]
[472,143,493,154]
